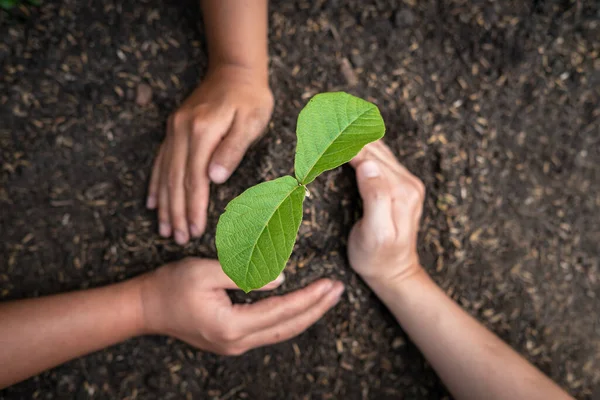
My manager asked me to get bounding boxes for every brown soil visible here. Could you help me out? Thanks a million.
[1,0,599,399]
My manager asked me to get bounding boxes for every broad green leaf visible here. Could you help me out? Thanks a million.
[0,0,18,9]
[294,92,385,185]
[216,175,305,292]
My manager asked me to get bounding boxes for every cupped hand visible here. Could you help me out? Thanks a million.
[147,64,274,245]
[348,141,426,286]
[140,258,344,356]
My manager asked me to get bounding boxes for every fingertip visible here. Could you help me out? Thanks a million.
[328,281,345,302]
[146,195,157,209]
[274,273,286,285]
[357,160,381,179]
[315,279,335,296]
[189,223,204,238]
[209,163,230,184]
[174,229,189,245]
[159,222,172,237]
[259,273,286,290]
[349,153,365,168]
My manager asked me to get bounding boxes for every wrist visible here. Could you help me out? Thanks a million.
[137,266,174,336]
[363,264,429,299]
[112,275,149,338]
[207,59,269,84]
[126,272,157,337]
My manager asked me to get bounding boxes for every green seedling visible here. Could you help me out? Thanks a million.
[0,0,40,10]
[216,92,386,292]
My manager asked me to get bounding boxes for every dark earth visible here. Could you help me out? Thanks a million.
[1,0,599,398]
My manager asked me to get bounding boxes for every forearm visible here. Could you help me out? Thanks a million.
[367,270,572,400]
[200,0,269,79]
[0,277,146,388]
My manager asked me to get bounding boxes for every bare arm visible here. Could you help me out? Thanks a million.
[147,0,273,245]
[368,271,571,400]
[348,141,572,400]
[201,0,269,78]
[0,279,145,388]
[0,259,342,389]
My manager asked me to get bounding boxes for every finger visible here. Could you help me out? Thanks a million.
[349,145,369,168]
[185,113,234,237]
[228,278,338,334]
[351,141,402,175]
[158,137,172,238]
[201,259,285,290]
[147,144,164,209]
[366,141,413,177]
[355,160,395,238]
[352,142,425,199]
[237,281,344,350]
[208,110,267,184]
[391,177,425,226]
[168,119,191,245]
[350,140,389,168]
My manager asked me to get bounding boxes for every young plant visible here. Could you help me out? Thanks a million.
[0,0,40,10]
[216,92,385,292]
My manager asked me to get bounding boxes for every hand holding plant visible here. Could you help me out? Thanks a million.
[139,258,343,356]
[347,141,425,287]
[147,65,274,245]
[216,92,386,292]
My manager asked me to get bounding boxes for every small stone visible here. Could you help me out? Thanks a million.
[136,83,153,106]
[351,52,364,68]
[392,337,406,349]
[395,9,415,28]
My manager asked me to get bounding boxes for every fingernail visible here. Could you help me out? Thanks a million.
[189,223,202,238]
[361,161,380,178]
[159,222,171,237]
[209,164,230,184]
[319,280,334,295]
[329,283,345,302]
[146,196,157,209]
[274,273,286,285]
[174,229,188,245]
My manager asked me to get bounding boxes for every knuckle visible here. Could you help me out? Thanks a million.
[191,115,209,137]
[166,177,176,191]
[406,183,423,205]
[184,174,198,192]
[247,107,265,124]
[245,108,270,135]
[171,111,188,132]
[414,179,426,199]
[166,171,181,190]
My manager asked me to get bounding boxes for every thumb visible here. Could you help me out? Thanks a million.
[208,115,263,184]
[355,160,394,235]
[203,259,285,291]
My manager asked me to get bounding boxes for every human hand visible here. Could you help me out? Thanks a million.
[348,141,426,286]
[139,258,344,355]
[147,65,274,245]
